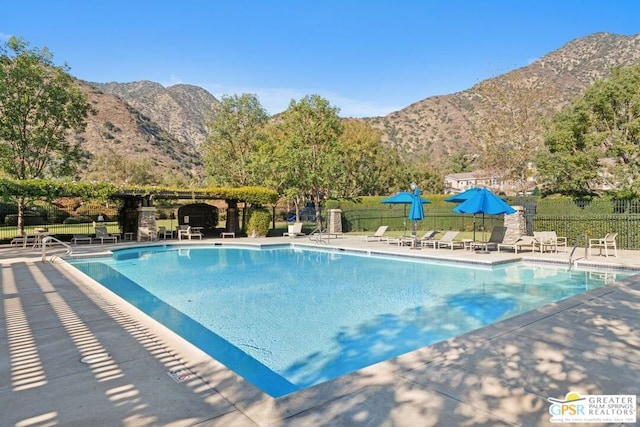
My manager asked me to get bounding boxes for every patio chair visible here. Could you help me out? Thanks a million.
[94,226,119,244]
[71,234,93,245]
[471,226,507,251]
[10,233,38,247]
[533,231,567,253]
[497,235,537,253]
[588,232,618,258]
[388,230,438,247]
[178,226,203,240]
[158,226,174,239]
[283,222,306,237]
[364,225,389,242]
[138,226,158,241]
[422,230,463,250]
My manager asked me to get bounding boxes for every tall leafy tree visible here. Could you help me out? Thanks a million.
[472,72,554,194]
[0,37,90,232]
[201,93,269,186]
[84,150,161,186]
[536,104,602,197]
[336,119,407,197]
[265,95,343,228]
[538,64,640,198]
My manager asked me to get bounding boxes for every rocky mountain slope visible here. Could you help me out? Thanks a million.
[75,82,205,181]
[91,81,218,146]
[73,32,640,181]
[365,32,640,161]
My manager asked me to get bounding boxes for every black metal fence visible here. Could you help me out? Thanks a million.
[339,198,640,250]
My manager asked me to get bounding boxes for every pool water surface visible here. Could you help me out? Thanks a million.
[68,245,632,397]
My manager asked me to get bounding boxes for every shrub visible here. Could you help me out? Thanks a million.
[0,202,18,223]
[63,216,93,224]
[246,208,271,237]
[5,213,44,226]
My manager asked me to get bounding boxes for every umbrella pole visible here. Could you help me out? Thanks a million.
[473,214,476,242]
[403,205,407,236]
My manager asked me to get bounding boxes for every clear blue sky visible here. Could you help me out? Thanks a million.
[2,1,639,117]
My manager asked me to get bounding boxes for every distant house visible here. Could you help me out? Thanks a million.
[444,171,505,194]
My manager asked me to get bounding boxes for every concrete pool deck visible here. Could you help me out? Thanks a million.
[0,236,638,426]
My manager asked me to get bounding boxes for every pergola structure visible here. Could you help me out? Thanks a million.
[111,187,279,238]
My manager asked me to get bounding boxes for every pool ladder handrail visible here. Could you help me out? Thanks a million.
[308,226,329,245]
[41,235,73,263]
[568,233,588,270]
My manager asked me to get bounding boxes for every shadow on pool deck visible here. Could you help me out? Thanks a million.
[1,237,639,426]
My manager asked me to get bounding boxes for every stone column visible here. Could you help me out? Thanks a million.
[328,209,343,236]
[503,205,526,241]
[225,199,240,235]
[137,207,157,241]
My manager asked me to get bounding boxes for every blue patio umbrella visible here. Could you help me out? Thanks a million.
[381,191,430,235]
[408,186,425,242]
[453,187,516,243]
[444,187,483,203]
[445,187,483,240]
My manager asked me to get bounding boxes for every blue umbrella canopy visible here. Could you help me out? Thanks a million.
[445,187,483,240]
[408,187,425,221]
[382,191,430,235]
[453,188,516,244]
[444,187,483,203]
[453,188,516,215]
[381,191,431,205]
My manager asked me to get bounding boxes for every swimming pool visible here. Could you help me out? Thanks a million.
[68,245,633,397]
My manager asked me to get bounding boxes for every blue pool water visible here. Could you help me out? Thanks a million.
[68,245,633,397]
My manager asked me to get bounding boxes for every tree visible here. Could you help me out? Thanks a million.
[536,103,603,197]
[201,93,269,186]
[0,37,91,233]
[472,72,554,194]
[264,95,343,228]
[336,119,410,197]
[84,150,161,186]
[538,64,640,198]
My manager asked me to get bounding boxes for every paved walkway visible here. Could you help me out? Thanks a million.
[1,237,638,426]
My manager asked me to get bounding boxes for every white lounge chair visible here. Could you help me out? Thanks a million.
[589,232,618,258]
[365,225,389,242]
[138,226,158,241]
[422,231,463,250]
[497,236,536,253]
[283,222,306,237]
[388,230,437,247]
[71,234,92,245]
[470,226,507,251]
[533,231,567,253]
[158,226,174,239]
[178,226,203,240]
[94,226,119,244]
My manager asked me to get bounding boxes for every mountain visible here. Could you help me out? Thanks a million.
[74,82,206,181]
[91,81,219,146]
[72,32,640,182]
[365,32,640,162]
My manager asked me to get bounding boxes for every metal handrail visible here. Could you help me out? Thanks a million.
[568,233,588,270]
[41,236,73,263]
[308,226,328,245]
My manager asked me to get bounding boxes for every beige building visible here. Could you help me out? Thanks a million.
[443,171,502,194]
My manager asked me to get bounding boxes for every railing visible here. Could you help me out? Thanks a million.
[41,236,73,263]
[308,226,328,245]
[568,233,588,270]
